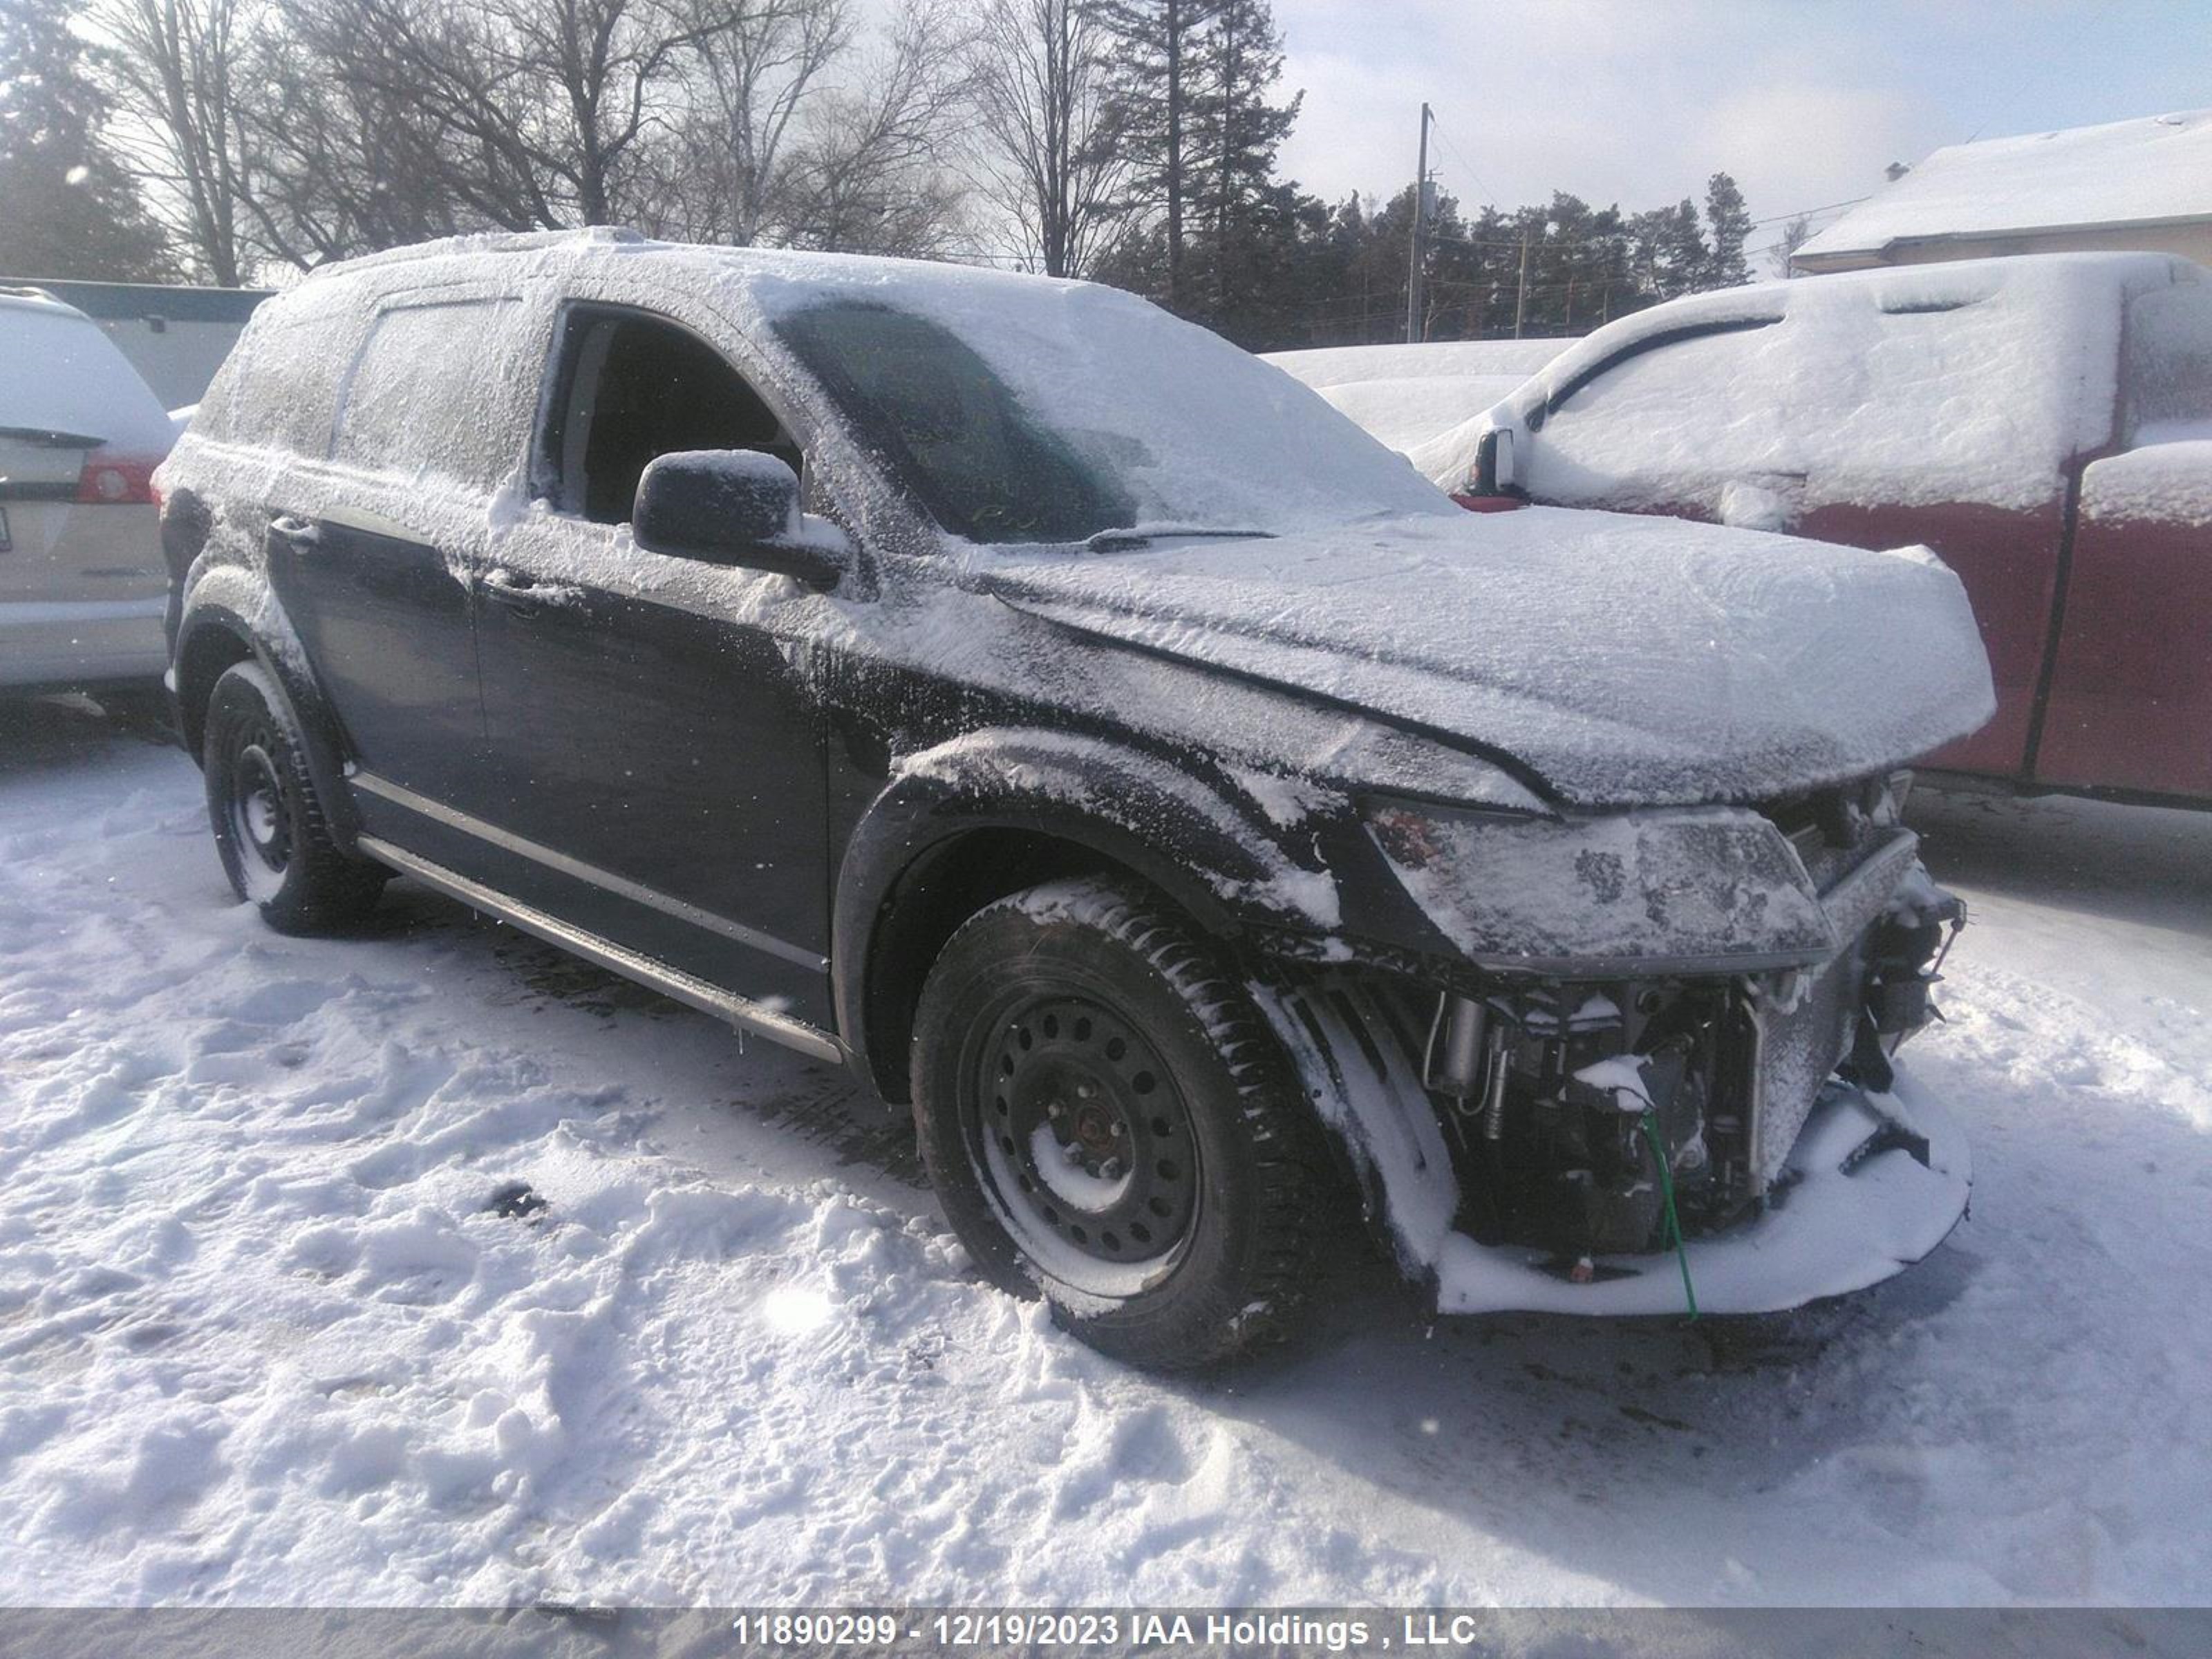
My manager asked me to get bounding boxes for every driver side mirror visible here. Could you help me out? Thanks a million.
[1474,427,1518,495]
[632,449,847,590]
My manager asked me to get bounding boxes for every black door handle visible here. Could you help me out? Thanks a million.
[265,514,322,551]
[480,568,585,613]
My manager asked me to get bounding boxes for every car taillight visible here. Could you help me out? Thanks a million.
[75,453,160,505]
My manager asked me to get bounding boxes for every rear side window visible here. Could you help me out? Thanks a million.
[332,297,530,490]
[2124,281,2212,440]
[189,336,248,441]
[213,282,362,456]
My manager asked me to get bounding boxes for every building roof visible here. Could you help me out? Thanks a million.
[1795,109,2212,268]
[8,278,275,324]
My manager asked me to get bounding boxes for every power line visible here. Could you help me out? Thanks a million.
[1424,111,1503,209]
[1745,195,1868,228]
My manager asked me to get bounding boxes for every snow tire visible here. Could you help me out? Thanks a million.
[203,659,386,934]
[912,874,1338,1369]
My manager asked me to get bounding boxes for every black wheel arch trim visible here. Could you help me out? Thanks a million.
[173,588,363,854]
[832,729,1333,1101]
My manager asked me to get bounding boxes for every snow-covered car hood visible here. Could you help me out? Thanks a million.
[976,506,1996,807]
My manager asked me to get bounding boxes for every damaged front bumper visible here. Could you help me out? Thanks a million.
[1430,1076,1967,1315]
[1259,773,1972,1317]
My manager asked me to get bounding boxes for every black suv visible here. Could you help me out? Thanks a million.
[160,229,1991,1366]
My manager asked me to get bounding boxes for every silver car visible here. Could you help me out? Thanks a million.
[1,288,174,691]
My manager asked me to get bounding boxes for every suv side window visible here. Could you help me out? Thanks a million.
[331,296,529,490]
[214,283,364,456]
[536,307,800,525]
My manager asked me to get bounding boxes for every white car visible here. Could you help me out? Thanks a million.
[1,288,176,691]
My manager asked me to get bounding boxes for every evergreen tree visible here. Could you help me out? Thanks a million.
[1093,0,1215,310]
[1629,198,1708,301]
[1184,0,1298,321]
[1703,170,1752,288]
[0,0,173,279]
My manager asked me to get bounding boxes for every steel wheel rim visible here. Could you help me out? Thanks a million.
[227,733,290,878]
[966,991,1199,1297]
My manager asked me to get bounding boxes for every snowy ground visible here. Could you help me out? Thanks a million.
[1,694,2208,1608]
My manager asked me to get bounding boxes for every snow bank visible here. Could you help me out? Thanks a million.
[1796,109,2212,263]
[1265,341,1571,456]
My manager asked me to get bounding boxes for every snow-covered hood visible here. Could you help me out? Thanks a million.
[977,507,1996,807]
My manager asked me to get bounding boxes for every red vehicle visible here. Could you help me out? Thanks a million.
[1436,253,2212,805]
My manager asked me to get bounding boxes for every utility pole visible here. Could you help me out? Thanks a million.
[1405,102,1432,344]
[1512,226,1530,339]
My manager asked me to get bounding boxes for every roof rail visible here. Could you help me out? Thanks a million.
[311,225,650,279]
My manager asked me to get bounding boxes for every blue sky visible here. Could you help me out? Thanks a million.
[1273,0,2212,269]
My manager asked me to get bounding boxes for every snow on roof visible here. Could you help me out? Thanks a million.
[1796,109,2212,263]
[1264,339,1569,456]
[1266,339,1572,391]
[249,229,1448,543]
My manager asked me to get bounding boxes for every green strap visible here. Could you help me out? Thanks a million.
[1640,1109,1699,1321]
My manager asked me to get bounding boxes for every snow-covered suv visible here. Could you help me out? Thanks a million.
[159,229,1993,1367]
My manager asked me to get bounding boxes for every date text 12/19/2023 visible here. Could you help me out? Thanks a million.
[724,1612,1512,1651]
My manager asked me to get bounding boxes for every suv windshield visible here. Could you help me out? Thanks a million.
[768,288,1449,545]
[774,302,1133,543]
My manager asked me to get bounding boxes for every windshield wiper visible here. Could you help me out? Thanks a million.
[0,426,106,449]
[1082,524,1277,552]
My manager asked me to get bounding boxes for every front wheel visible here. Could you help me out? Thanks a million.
[912,877,1336,1368]
[203,660,386,934]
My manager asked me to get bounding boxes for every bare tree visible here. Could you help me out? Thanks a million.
[227,18,481,267]
[276,0,734,232]
[100,0,254,283]
[639,0,850,245]
[1771,212,1814,279]
[967,0,1130,277]
[98,0,984,275]
[776,0,978,256]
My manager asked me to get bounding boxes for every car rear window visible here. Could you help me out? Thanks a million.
[0,301,171,452]
[330,297,531,491]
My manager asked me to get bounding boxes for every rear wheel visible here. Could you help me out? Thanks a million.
[203,660,385,933]
[912,876,1335,1368]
